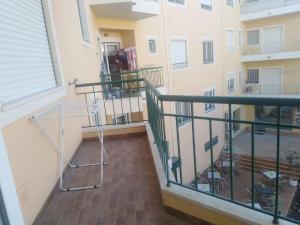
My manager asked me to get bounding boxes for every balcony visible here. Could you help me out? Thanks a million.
[241,0,300,21]
[90,0,160,20]
[32,77,300,225]
[241,40,300,62]
[240,84,300,96]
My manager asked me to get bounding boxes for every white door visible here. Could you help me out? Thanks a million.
[261,68,281,95]
[262,26,282,53]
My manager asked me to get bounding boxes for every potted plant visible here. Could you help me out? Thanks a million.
[286,150,300,187]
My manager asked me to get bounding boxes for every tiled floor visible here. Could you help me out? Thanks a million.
[34,134,193,225]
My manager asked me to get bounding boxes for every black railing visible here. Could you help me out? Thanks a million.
[145,79,300,224]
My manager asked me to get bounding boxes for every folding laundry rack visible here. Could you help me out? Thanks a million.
[31,99,107,191]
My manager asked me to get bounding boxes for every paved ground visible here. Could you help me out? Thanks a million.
[34,134,193,225]
[233,130,300,162]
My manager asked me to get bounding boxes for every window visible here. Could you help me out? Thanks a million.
[170,39,188,70]
[226,29,235,51]
[203,40,214,64]
[0,0,57,106]
[175,102,192,126]
[239,70,244,85]
[204,88,216,113]
[238,30,243,47]
[201,0,212,10]
[0,191,9,225]
[204,136,218,151]
[227,73,235,94]
[226,0,234,7]
[168,0,185,6]
[247,30,259,46]
[77,0,90,42]
[148,39,157,54]
[247,69,259,84]
[112,114,129,125]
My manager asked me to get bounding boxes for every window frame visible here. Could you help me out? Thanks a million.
[247,29,260,47]
[0,0,65,128]
[226,29,236,52]
[76,0,91,44]
[227,72,236,95]
[238,30,243,47]
[203,87,216,113]
[170,38,189,71]
[226,0,234,7]
[175,102,192,127]
[168,0,186,7]
[202,39,214,64]
[147,36,158,55]
[246,68,260,84]
[201,0,213,11]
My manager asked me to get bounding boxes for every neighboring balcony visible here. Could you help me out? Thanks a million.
[241,40,300,62]
[241,0,300,21]
[90,0,160,20]
[240,84,300,95]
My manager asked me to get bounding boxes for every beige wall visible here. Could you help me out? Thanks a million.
[2,0,100,224]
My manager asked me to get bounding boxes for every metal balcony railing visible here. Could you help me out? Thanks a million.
[241,0,300,14]
[241,84,300,95]
[145,79,300,225]
[241,40,300,56]
[75,67,163,128]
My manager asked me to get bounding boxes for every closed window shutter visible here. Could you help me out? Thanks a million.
[0,0,57,105]
[171,40,187,69]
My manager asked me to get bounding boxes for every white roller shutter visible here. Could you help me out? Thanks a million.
[170,39,188,70]
[0,0,57,106]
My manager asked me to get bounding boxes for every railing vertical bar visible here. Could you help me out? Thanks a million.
[136,72,142,121]
[191,102,198,191]
[251,123,255,208]
[228,104,234,201]
[273,106,281,224]
[209,119,215,196]
[128,87,133,123]
[84,93,91,127]
[175,117,183,185]
[111,83,116,125]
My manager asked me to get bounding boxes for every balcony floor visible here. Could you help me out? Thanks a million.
[34,133,192,225]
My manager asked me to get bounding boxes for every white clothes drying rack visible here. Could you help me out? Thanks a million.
[31,99,107,191]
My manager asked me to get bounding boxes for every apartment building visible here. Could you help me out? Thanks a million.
[1,0,300,225]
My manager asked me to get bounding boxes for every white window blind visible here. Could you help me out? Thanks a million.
[0,0,57,106]
[203,40,214,64]
[247,30,259,46]
[77,0,90,42]
[201,0,212,10]
[226,30,235,51]
[227,0,234,7]
[170,40,188,70]
[247,69,259,84]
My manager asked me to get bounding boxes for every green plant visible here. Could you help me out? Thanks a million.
[286,150,300,179]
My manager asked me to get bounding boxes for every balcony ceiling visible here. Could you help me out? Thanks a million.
[90,0,160,21]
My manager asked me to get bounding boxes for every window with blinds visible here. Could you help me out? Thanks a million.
[175,102,192,126]
[77,0,90,43]
[170,39,188,70]
[0,0,57,106]
[226,29,235,51]
[201,0,212,10]
[204,88,216,113]
[247,30,259,46]
[168,0,185,6]
[247,69,259,84]
[203,40,214,64]
[226,0,234,7]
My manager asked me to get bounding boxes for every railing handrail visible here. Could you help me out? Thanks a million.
[75,78,144,88]
[145,80,300,107]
